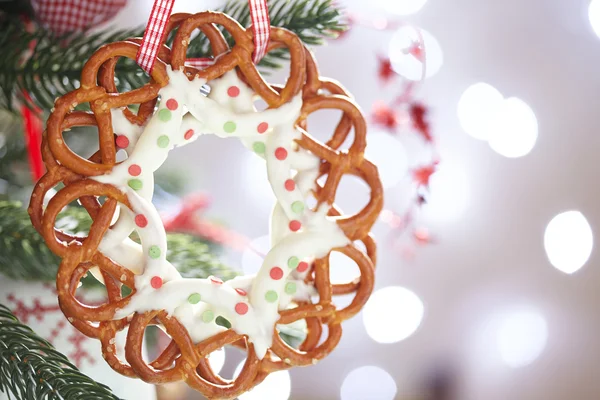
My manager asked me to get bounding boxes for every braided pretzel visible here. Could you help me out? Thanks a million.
[29,11,383,400]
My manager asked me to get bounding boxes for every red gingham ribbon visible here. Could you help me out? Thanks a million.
[248,0,271,63]
[137,0,270,73]
[136,0,175,74]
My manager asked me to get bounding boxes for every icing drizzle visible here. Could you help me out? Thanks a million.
[92,67,348,359]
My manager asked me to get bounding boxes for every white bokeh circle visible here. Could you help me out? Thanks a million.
[487,97,538,158]
[544,211,593,274]
[362,286,424,343]
[496,309,548,368]
[589,0,600,38]
[457,82,504,141]
[389,27,443,81]
[340,366,397,400]
[234,361,291,400]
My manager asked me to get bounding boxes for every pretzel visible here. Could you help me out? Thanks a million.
[28,11,383,400]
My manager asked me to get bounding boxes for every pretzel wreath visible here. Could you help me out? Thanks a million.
[28,11,383,400]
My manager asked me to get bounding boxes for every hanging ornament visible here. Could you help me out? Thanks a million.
[27,1,383,399]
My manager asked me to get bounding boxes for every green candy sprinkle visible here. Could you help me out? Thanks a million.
[265,290,278,303]
[201,310,215,323]
[128,179,143,190]
[287,256,299,269]
[223,121,236,133]
[157,135,170,148]
[158,108,172,122]
[291,201,305,214]
[253,141,266,154]
[188,293,201,304]
[149,245,161,259]
[285,282,297,295]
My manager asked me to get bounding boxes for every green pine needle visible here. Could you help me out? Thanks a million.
[0,304,120,400]
[0,0,346,112]
[0,201,237,283]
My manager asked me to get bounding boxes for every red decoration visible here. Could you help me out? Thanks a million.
[412,163,437,188]
[151,276,163,289]
[372,101,401,131]
[269,267,284,280]
[235,302,249,315]
[297,262,309,273]
[116,135,130,148]
[21,93,44,181]
[410,103,433,142]
[289,220,301,232]
[377,55,396,83]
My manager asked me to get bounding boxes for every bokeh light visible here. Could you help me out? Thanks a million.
[487,97,538,158]
[234,361,291,400]
[365,131,408,189]
[544,211,593,274]
[374,0,427,16]
[496,309,548,368]
[457,83,504,141]
[589,0,600,38]
[389,27,443,81]
[363,286,424,343]
[340,366,397,400]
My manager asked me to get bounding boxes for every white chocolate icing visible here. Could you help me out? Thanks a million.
[91,66,349,359]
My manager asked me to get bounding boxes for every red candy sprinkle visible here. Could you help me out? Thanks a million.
[257,122,269,134]
[166,98,178,110]
[284,179,295,191]
[227,86,240,97]
[235,288,247,296]
[297,262,309,273]
[210,276,223,285]
[150,276,163,289]
[128,164,141,176]
[289,220,301,232]
[116,135,129,148]
[275,147,288,160]
[184,129,194,140]
[134,214,148,228]
[235,302,248,315]
[269,267,284,280]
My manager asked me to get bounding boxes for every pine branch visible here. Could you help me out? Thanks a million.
[0,304,120,400]
[0,0,346,112]
[0,201,237,283]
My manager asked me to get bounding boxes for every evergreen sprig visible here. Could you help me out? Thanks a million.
[0,201,237,283]
[0,304,120,400]
[0,0,346,112]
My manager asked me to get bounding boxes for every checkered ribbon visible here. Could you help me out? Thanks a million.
[136,0,176,74]
[31,0,127,35]
[136,0,271,73]
[248,0,271,63]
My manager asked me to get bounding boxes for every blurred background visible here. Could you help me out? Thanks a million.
[1,0,599,399]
